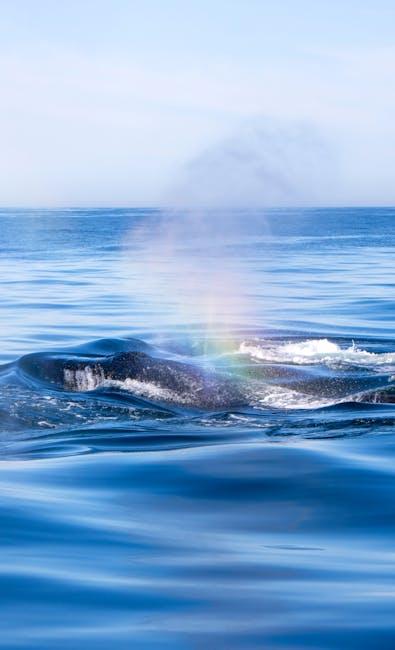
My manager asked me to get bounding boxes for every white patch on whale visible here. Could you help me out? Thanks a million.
[63,366,213,406]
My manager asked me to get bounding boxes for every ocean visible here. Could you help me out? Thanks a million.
[0,207,394,649]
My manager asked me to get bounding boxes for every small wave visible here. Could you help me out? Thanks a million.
[239,339,395,369]
[248,384,341,410]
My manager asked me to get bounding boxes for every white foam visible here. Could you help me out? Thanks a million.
[247,383,340,410]
[63,368,188,404]
[239,339,395,369]
[102,378,184,403]
[64,366,105,391]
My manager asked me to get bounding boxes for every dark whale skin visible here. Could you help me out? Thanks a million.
[18,350,248,409]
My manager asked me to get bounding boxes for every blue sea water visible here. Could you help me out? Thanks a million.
[0,207,394,649]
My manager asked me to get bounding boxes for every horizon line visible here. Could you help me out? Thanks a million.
[0,204,395,211]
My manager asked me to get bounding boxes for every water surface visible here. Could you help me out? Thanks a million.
[0,208,394,649]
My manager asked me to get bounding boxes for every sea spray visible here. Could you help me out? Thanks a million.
[120,118,336,348]
[120,207,266,346]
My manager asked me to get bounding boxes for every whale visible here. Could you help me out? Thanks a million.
[17,350,248,409]
[14,346,395,411]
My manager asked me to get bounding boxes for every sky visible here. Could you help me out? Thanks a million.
[1,0,395,206]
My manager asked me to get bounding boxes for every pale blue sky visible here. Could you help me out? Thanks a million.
[1,1,395,206]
